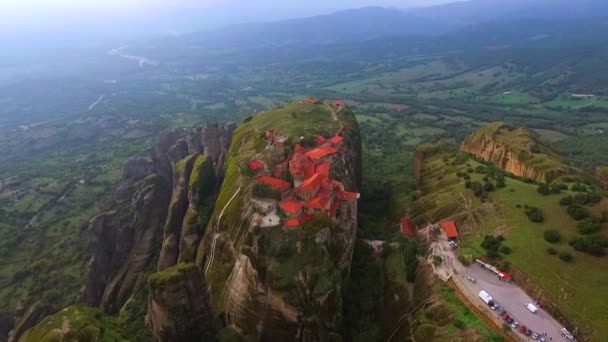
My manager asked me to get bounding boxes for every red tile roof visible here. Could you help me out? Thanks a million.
[440,221,459,239]
[329,136,344,145]
[401,217,415,238]
[266,131,274,139]
[337,191,360,201]
[284,218,301,228]
[316,162,331,178]
[280,200,303,215]
[297,173,324,192]
[332,100,346,107]
[256,176,290,190]
[248,160,264,171]
[305,146,338,161]
[304,196,330,210]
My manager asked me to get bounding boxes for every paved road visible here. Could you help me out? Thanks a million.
[430,232,570,342]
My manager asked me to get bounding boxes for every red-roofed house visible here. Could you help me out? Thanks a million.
[280,200,303,216]
[256,176,290,191]
[266,131,274,140]
[400,217,415,238]
[440,221,459,240]
[304,196,331,210]
[284,218,301,229]
[296,173,324,200]
[304,98,319,104]
[315,136,327,145]
[289,144,315,186]
[332,100,346,107]
[248,160,264,172]
[316,162,331,178]
[306,146,338,161]
[329,136,344,145]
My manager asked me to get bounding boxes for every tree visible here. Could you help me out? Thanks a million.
[570,235,608,256]
[543,229,562,243]
[525,207,544,223]
[537,184,552,196]
[484,182,495,192]
[577,218,601,235]
[567,205,589,221]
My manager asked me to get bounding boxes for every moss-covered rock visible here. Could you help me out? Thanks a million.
[19,306,127,342]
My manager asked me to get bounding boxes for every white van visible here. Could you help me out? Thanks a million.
[525,303,538,313]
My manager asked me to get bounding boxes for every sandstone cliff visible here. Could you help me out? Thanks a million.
[460,122,575,183]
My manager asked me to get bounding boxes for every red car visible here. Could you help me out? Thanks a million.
[501,313,510,321]
[518,325,527,334]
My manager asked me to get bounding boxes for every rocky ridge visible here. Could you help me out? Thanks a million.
[460,122,576,183]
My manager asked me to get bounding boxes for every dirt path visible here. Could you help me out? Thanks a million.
[205,186,241,275]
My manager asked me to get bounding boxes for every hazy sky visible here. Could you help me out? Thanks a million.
[1,0,458,36]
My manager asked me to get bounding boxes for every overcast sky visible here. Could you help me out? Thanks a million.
[1,0,459,36]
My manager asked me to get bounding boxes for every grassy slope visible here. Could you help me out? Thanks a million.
[414,151,608,339]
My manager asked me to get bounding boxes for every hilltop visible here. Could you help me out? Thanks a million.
[460,122,577,183]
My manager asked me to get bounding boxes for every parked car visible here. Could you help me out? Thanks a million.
[525,329,532,336]
[539,336,546,342]
[560,328,575,340]
[518,325,527,334]
[526,303,539,313]
[511,321,519,328]
[506,317,514,324]
[466,276,476,283]
[531,332,540,340]
[501,313,510,321]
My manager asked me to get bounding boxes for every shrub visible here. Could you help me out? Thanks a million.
[464,180,472,188]
[499,245,511,254]
[496,178,506,188]
[543,230,562,243]
[567,205,589,221]
[537,184,552,196]
[432,255,443,266]
[571,183,587,192]
[558,252,573,262]
[577,218,601,235]
[471,181,484,197]
[525,207,544,223]
[453,320,465,329]
[457,254,471,266]
[559,196,573,206]
[546,247,557,255]
[570,235,608,256]
[484,182,495,192]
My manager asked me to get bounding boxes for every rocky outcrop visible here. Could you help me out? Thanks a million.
[146,263,214,342]
[7,302,51,342]
[79,175,171,313]
[460,122,575,183]
[157,156,197,271]
[202,123,236,175]
[121,157,154,181]
[196,104,362,340]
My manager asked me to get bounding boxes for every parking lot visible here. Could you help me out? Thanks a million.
[428,230,572,341]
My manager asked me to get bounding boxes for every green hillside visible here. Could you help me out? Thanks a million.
[413,147,608,340]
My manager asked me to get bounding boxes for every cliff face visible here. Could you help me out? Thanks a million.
[460,122,575,183]
[17,124,232,342]
[195,102,362,341]
[146,263,214,342]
